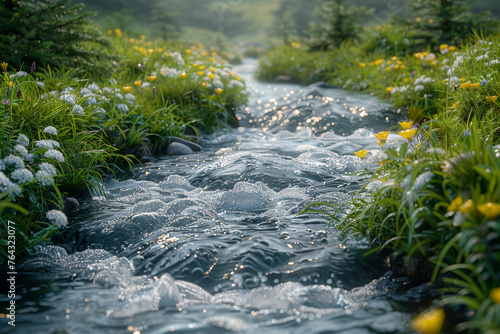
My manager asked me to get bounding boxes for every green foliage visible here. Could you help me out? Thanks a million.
[308,0,375,50]
[0,0,110,71]
[403,0,499,48]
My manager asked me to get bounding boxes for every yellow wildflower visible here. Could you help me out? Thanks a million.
[459,199,474,214]
[214,88,224,94]
[428,18,434,23]
[403,78,409,82]
[451,101,460,108]
[422,52,429,57]
[193,63,199,67]
[447,196,463,212]
[129,38,135,43]
[114,29,122,37]
[460,82,470,90]
[209,57,216,62]
[186,49,192,55]
[415,17,421,22]
[375,131,390,142]
[8,81,13,88]
[430,61,437,66]
[486,96,498,103]
[148,75,157,82]
[399,129,416,143]
[477,202,500,220]
[291,42,300,48]
[140,35,146,41]
[386,61,392,65]
[385,86,393,93]
[235,76,241,80]
[212,51,217,56]
[369,62,374,66]
[374,59,384,66]
[201,51,208,57]
[164,53,170,58]
[449,46,456,52]
[202,82,207,88]
[470,83,480,90]
[354,150,368,160]
[123,85,132,93]
[359,63,366,68]
[392,56,397,61]
[210,67,216,73]
[208,73,215,79]
[178,72,187,79]
[439,44,448,50]
[107,30,112,35]
[415,53,422,58]
[399,121,413,130]
[490,287,500,304]
[394,64,400,69]
[461,77,466,82]
[385,67,392,72]
[198,65,206,70]
[148,49,154,54]
[197,71,204,76]
[1,61,8,72]
[228,71,235,77]
[221,59,227,64]
[158,48,163,53]
[411,308,445,334]
[134,80,142,86]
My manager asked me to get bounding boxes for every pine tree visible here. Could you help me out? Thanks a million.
[0,0,109,71]
[407,0,497,47]
[308,0,374,50]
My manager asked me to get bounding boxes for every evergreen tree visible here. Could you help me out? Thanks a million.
[0,0,109,71]
[308,0,374,50]
[406,0,498,47]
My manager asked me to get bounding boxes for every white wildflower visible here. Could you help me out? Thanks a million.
[61,87,74,94]
[109,78,117,85]
[80,88,92,96]
[24,153,35,163]
[115,93,124,100]
[16,134,30,147]
[35,170,54,186]
[60,94,76,105]
[102,87,113,94]
[85,96,97,105]
[16,71,28,77]
[87,83,100,91]
[116,103,129,113]
[125,93,136,104]
[205,83,213,89]
[227,80,244,89]
[213,80,224,89]
[35,140,55,150]
[71,104,85,115]
[14,144,28,158]
[3,155,25,169]
[415,85,425,92]
[425,53,436,61]
[44,150,65,162]
[160,65,178,78]
[10,168,34,184]
[36,81,45,88]
[390,87,399,95]
[141,82,151,88]
[46,210,68,228]
[39,162,57,176]
[170,52,184,66]
[486,59,500,67]
[0,171,22,200]
[43,126,58,136]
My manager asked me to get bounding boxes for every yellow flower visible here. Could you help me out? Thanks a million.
[399,121,413,130]
[486,96,498,103]
[148,49,154,54]
[129,38,135,43]
[459,199,474,214]
[392,56,397,61]
[449,46,456,52]
[447,196,463,212]
[354,150,368,160]
[490,287,500,304]
[386,61,392,65]
[185,49,192,55]
[178,72,187,79]
[461,77,466,82]
[460,82,470,90]
[212,51,218,56]
[411,308,445,334]
[403,78,409,83]
[140,35,146,41]
[415,52,422,58]
[208,73,215,79]
[477,202,500,220]
[214,88,224,94]
[375,131,390,142]
[221,59,227,64]
[114,29,122,37]
[359,63,366,68]
[415,17,421,22]
[158,48,163,53]
[430,61,437,66]
[193,63,199,67]
[163,53,170,58]
[202,82,207,88]
[428,19,434,24]
[197,71,204,76]
[209,67,216,73]
[8,81,13,88]
[394,64,400,69]
[123,85,132,93]
[134,80,142,86]
[235,76,241,80]
[451,101,460,108]
[398,129,416,143]
[107,30,112,35]
[291,42,300,48]
[375,59,384,66]
[422,52,429,57]
[385,67,392,72]
[148,75,157,82]
[198,65,206,70]
[439,44,448,50]
[209,57,216,62]
[201,51,208,57]
[1,61,8,72]
[470,83,480,90]
[385,86,393,93]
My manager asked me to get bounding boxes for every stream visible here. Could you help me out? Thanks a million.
[7,59,420,334]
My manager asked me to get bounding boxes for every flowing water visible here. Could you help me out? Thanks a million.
[7,59,420,334]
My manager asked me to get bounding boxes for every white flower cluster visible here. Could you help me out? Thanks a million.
[391,86,409,95]
[14,144,28,158]
[10,168,34,184]
[170,52,185,67]
[116,103,129,113]
[88,83,100,91]
[16,134,30,147]
[0,171,22,200]
[71,104,84,115]
[35,139,60,150]
[414,75,433,85]
[2,155,25,169]
[43,126,58,136]
[46,210,68,228]
[60,94,77,105]
[44,149,65,162]
[227,80,245,89]
[160,65,181,78]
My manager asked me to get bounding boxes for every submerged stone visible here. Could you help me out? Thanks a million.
[166,142,193,155]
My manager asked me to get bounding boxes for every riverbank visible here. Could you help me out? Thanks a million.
[258,32,500,332]
[0,32,248,264]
